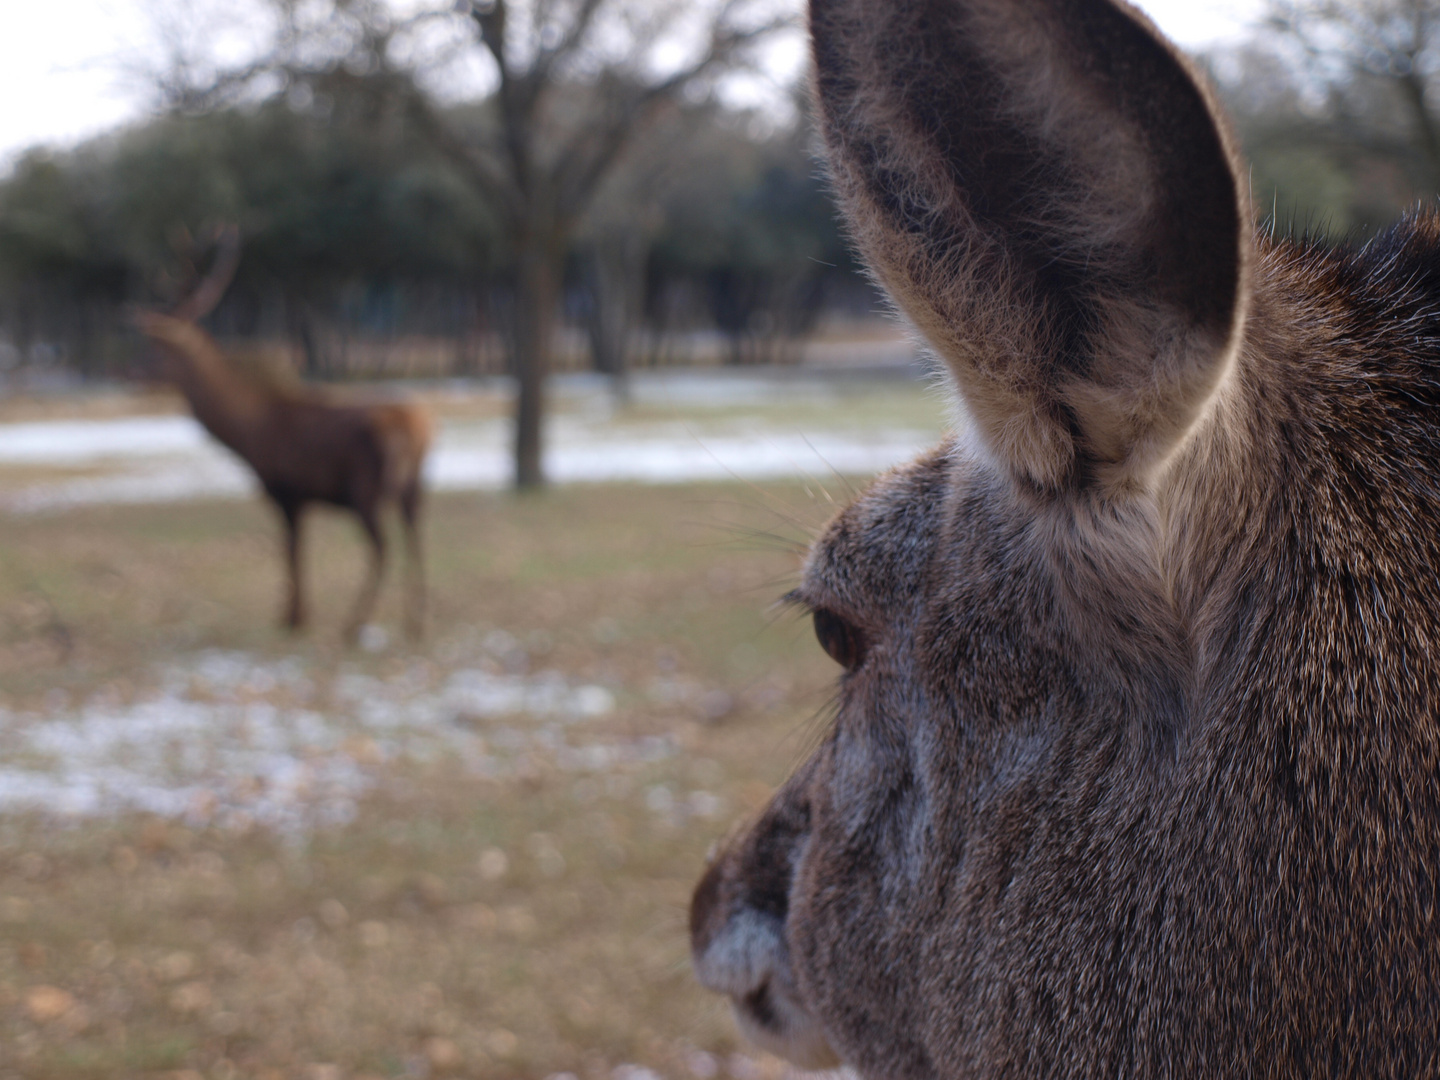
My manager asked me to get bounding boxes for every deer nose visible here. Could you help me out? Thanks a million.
[690,840,791,997]
[689,846,841,1069]
[692,906,787,999]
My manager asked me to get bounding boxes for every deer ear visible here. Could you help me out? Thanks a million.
[811,0,1249,493]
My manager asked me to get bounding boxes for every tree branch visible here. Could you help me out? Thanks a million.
[553,8,795,221]
[531,0,607,88]
[398,79,522,217]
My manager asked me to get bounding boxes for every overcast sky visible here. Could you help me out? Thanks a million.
[0,0,1266,170]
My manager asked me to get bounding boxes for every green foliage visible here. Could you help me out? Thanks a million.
[645,112,859,355]
[1204,24,1440,241]
[651,120,846,277]
[0,152,128,296]
[0,95,502,308]
[0,81,858,375]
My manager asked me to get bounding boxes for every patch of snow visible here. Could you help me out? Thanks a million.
[428,422,932,490]
[445,669,615,722]
[0,651,648,834]
[0,415,207,463]
[357,624,390,653]
[0,392,938,512]
[4,454,256,511]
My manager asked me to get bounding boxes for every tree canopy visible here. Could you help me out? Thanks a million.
[0,76,857,381]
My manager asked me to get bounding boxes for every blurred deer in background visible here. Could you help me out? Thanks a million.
[135,227,432,642]
[691,0,1440,1074]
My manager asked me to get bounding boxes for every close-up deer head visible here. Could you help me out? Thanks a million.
[691,0,1440,1073]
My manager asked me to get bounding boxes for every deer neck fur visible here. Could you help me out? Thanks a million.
[144,314,274,457]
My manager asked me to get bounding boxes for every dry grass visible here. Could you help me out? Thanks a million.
[0,390,185,424]
[0,481,851,1080]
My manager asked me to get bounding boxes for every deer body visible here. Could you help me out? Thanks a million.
[138,311,432,640]
[690,0,1440,1075]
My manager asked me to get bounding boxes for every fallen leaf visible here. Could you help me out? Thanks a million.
[424,1036,462,1071]
[24,985,75,1023]
[168,980,213,1014]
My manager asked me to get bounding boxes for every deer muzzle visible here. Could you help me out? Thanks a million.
[690,844,840,1068]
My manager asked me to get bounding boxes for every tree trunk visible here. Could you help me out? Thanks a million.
[512,235,561,489]
[1398,70,1440,194]
[291,297,325,378]
[583,236,646,405]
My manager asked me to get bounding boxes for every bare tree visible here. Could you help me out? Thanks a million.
[575,99,707,402]
[142,0,794,488]
[1267,0,1440,191]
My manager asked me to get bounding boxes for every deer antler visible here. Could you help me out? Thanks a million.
[170,223,242,323]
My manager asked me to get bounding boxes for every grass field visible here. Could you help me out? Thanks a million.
[0,476,875,1080]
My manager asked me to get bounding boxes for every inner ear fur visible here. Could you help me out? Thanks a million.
[811,0,1249,494]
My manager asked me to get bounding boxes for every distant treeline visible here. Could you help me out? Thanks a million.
[12,10,1438,387]
[0,88,872,382]
[1203,1,1440,244]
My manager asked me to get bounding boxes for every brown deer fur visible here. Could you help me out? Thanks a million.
[690,0,1440,1075]
[135,241,431,641]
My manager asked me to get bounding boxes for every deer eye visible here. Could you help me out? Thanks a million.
[812,608,868,670]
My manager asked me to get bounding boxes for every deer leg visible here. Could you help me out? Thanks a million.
[400,480,426,640]
[343,507,386,645]
[278,500,307,631]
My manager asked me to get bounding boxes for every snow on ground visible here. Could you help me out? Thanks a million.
[0,415,202,463]
[0,371,943,512]
[0,644,703,834]
[0,369,932,828]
